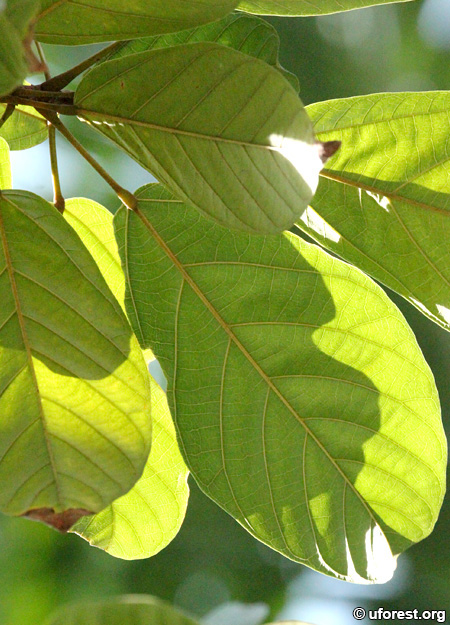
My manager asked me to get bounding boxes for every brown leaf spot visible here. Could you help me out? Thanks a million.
[316,140,341,164]
[23,508,94,533]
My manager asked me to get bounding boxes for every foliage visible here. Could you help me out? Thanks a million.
[43,594,311,625]
[0,1,447,617]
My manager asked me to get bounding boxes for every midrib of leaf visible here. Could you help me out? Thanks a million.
[76,110,293,152]
[319,170,450,218]
[0,195,61,506]
[132,203,380,532]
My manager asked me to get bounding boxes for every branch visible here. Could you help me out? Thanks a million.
[40,41,124,92]
[39,110,138,211]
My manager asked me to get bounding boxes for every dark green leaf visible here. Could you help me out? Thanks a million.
[105,13,299,92]
[114,183,446,583]
[0,190,151,530]
[35,0,240,45]
[296,92,450,332]
[76,43,327,235]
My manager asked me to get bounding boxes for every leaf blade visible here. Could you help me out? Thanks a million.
[297,92,450,331]
[104,13,299,92]
[75,43,325,235]
[35,0,239,45]
[0,190,151,527]
[0,137,12,188]
[237,0,414,16]
[44,596,200,625]
[0,105,47,151]
[72,378,189,559]
[114,183,446,583]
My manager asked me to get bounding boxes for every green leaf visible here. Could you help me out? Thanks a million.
[296,92,450,332]
[5,0,40,37]
[34,0,240,45]
[114,183,446,583]
[44,595,200,625]
[104,13,299,92]
[0,0,41,97]
[237,0,414,16]
[0,104,47,151]
[0,190,151,531]
[0,137,12,189]
[63,198,126,312]
[72,378,189,559]
[76,43,328,235]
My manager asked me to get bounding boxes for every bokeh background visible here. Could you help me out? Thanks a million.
[4,0,450,623]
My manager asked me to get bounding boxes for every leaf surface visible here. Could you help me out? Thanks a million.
[104,13,299,92]
[114,183,446,583]
[0,104,47,151]
[63,198,126,311]
[0,137,12,189]
[0,0,40,97]
[0,190,151,529]
[44,595,200,625]
[34,0,239,45]
[72,378,189,559]
[296,92,450,332]
[76,43,326,235]
[238,0,414,16]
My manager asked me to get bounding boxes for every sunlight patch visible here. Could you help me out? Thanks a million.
[299,206,341,243]
[269,134,323,195]
[365,190,391,212]
[436,304,450,325]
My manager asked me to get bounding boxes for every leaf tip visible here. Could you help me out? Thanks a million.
[23,507,94,533]
[316,140,341,164]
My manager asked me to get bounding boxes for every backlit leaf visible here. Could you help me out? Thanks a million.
[237,0,414,16]
[0,104,47,151]
[34,0,239,45]
[72,378,189,559]
[0,137,12,189]
[296,92,450,332]
[0,190,151,530]
[76,43,327,235]
[63,197,126,312]
[114,183,446,583]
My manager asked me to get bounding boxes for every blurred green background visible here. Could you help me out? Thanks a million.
[5,1,450,623]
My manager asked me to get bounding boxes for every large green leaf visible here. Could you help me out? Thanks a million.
[0,190,151,531]
[296,92,450,332]
[34,0,239,45]
[0,137,12,189]
[0,0,40,97]
[0,104,47,151]
[44,596,200,625]
[76,43,329,235]
[114,183,446,583]
[104,13,299,92]
[72,378,189,559]
[237,0,414,16]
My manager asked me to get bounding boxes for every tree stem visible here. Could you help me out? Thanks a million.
[40,41,124,92]
[39,110,138,210]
